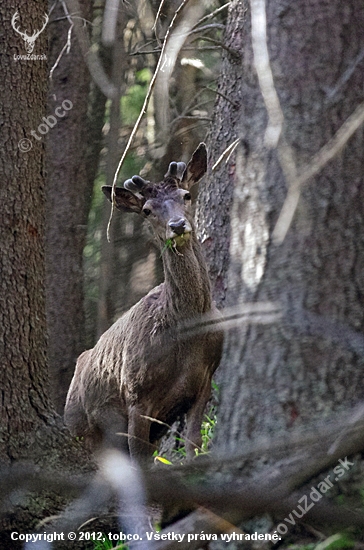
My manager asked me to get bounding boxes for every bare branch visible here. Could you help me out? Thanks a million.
[152,0,167,33]
[250,0,284,147]
[326,47,364,103]
[49,1,75,82]
[107,0,193,241]
[3,405,364,544]
[187,23,225,36]
[212,138,240,171]
[190,2,231,32]
[272,101,364,244]
[191,35,240,59]
[64,0,117,98]
[251,0,364,246]
[102,0,121,45]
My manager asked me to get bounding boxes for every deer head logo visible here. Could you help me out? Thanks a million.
[12,11,48,54]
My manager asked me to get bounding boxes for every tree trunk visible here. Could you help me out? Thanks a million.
[195,1,244,309]
[205,0,364,457]
[0,2,91,545]
[46,0,92,412]
[0,1,51,465]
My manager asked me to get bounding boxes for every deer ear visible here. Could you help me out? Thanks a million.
[181,143,207,189]
[102,186,144,213]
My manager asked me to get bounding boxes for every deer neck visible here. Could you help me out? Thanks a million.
[162,234,212,318]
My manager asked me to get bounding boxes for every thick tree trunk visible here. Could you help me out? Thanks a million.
[205,0,364,456]
[46,0,92,412]
[0,0,51,466]
[0,2,91,545]
[195,2,245,309]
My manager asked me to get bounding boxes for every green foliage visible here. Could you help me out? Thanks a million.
[92,537,127,550]
[121,69,152,125]
[92,539,114,550]
[284,533,356,550]
[199,407,217,455]
[160,238,174,256]
[286,545,315,550]
[314,533,355,550]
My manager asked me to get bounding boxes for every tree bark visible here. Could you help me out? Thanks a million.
[0,0,51,466]
[195,2,245,309]
[204,0,364,458]
[46,0,92,412]
[0,2,91,545]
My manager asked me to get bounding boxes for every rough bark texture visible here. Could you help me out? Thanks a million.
[195,3,246,308]
[0,0,50,466]
[207,0,364,457]
[0,3,92,545]
[46,0,92,412]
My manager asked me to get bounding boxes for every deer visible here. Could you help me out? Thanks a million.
[64,143,223,461]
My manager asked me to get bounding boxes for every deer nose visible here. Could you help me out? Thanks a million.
[168,218,186,236]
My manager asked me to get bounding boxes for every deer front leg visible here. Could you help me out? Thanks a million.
[185,380,212,460]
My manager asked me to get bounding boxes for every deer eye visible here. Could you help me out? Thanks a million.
[184,193,192,202]
[143,208,151,216]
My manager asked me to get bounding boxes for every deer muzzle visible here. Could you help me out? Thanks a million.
[167,218,192,240]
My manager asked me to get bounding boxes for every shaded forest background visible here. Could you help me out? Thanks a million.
[46,0,227,412]
[2,0,364,549]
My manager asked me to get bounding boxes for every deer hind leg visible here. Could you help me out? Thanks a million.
[128,407,156,461]
[185,379,212,460]
[89,405,128,453]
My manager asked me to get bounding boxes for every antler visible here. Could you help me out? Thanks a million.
[124,176,149,194]
[11,12,28,40]
[165,162,186,180]
[30,13,49,41]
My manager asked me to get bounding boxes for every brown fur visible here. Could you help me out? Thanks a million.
[64,144,223,460]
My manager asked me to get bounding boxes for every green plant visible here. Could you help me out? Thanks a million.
[93,537,128,550]
[93,539,113,550]
[199,407,217,454]
[160,238,174,256]
[314,533,355,550]
[153,382,219,462]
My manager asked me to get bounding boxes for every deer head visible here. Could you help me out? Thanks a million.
[102,143,207,249]
[12,11,48,54]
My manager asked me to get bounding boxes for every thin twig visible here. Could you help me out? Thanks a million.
[250,0,300,246]
[188,23,225,36]
[190,2,231,32]
[130,44,222,56]
[212,138,240,171]
[152,0,167,34]
[191,35,240,59]
[140,415,205,455]
[64,0,117,98]
[251,0,364,246]
[272,101,364,244]
[49,1,75,82]
[107,0,191,241]
[204,85,238,106]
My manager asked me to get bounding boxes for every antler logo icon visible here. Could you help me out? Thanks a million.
[12,11,48,54]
